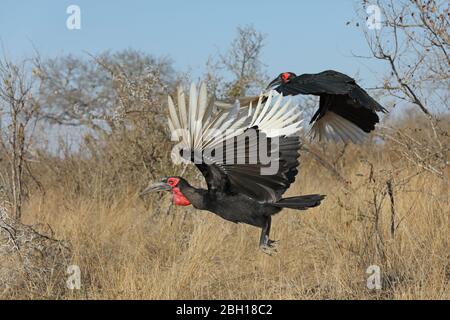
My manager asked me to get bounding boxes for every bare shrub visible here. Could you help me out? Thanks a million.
[206,25,268,99]
[29,50,180,200]
[0,56,42,221]
[0,201,71,298]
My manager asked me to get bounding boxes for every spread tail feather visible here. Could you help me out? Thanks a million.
[273,194,325,210]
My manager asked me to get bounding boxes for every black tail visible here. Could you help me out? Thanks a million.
[273,194,325,210]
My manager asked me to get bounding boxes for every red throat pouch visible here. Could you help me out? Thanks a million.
[172,187,191,206]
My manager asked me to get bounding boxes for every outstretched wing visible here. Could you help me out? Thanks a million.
[274,70,387,143]
[167,83,303,203]
[214,128,301,202]
[193,127,301,202]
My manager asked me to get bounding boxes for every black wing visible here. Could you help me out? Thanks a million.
[193,127,300,203]
[275,70,387,139]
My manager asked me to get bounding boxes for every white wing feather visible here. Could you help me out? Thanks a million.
[166,84,302,161]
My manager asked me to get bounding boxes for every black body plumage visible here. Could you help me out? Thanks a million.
[177,178,324,228]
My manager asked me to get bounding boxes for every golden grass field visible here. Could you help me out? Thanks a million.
[4,140,447,300]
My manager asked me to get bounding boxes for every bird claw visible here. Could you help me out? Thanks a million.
[259,239,278,255]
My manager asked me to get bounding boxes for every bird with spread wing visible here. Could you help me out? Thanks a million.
[141,83,325,253]
[266,70,387,143]
[219,70,387,144]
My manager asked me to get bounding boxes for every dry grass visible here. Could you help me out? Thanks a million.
[3,143,448,300]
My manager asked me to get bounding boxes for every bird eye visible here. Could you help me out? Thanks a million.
[167,178,177,186]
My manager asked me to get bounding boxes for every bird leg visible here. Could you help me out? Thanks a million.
[259,217,277,254]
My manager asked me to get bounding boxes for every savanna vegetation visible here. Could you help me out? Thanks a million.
[0,1,448,299]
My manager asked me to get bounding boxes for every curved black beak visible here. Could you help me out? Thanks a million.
[266,77,282,91]
[140,182,171,196]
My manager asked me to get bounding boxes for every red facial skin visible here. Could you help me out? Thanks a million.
[281,72,291,83]
[166,177,191,206]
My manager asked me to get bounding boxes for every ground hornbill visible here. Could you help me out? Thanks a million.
[218,70,387,144]
[266,70,387,143]
[141,83,325,253]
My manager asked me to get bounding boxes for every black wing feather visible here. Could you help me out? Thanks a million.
[194,128,301,203]
[275,70,386,134]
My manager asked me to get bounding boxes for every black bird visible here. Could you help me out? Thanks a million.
[141,83,325,253]
[265,70,387,143]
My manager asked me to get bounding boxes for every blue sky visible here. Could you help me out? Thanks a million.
[0,0,387,87]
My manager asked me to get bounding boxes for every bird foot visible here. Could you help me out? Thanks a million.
[259,239,278,255]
